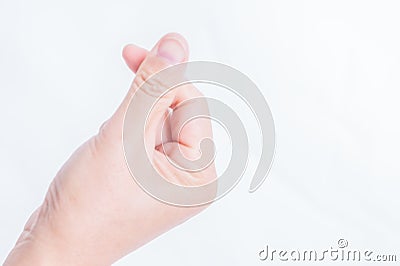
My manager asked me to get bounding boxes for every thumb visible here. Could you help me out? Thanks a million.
[121,33,189,151]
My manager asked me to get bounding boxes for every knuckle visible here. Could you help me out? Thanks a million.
[134,61,171,98]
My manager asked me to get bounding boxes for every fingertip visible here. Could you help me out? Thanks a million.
[151,32,190,63]
[122,44,148,73]
[162,32,189,54]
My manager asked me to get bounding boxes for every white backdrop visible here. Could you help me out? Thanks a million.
[1,0,399,265]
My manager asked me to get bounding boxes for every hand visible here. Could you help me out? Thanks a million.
[4,33,216,266]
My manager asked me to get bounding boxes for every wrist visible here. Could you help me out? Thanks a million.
[4,206,115,266]
[4,232,61,266]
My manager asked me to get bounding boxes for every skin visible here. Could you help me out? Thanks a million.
[4,33,216,265]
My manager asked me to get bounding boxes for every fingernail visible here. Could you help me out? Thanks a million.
[157,38,186,64]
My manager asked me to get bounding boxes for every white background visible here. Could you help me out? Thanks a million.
[1,0,399,265]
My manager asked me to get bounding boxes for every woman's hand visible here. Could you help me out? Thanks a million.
[4,33,216,266]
